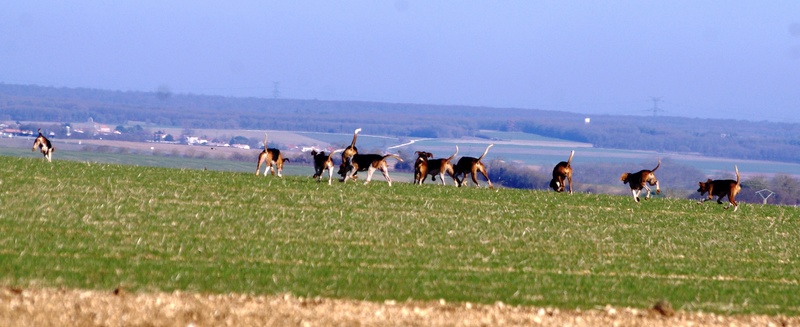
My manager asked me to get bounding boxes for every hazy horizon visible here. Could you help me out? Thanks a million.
[2,1,799,122]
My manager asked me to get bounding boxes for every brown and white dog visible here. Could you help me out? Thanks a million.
[311,148,343,185]
[342,153,403,186]
[697,165,741,211]
[620,159,661,203]
[413,146,458,185]
[32,129,55,162]
[339,128,361,178]
[255,133,289,177]
[549,150,574,194]
[453,144,494,189]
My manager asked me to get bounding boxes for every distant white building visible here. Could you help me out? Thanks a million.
[185,136,209,145]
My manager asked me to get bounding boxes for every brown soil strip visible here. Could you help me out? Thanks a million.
[1,287,797,327]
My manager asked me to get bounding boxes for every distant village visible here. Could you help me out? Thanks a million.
[1,120,327,153]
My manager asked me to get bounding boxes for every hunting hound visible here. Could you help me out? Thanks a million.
[452,144,494,189]
[620,159,661,203]
[342,153,403,186]
[256,133,288,177]
[549,150,574,194]
[32,129,54,162]
[413,146,458,185]
[697,165,741,211]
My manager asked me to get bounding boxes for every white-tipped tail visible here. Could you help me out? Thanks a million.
[477,144,494,161]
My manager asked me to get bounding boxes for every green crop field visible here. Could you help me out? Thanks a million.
[1,156,798,316]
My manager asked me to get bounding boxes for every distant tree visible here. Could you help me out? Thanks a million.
[409,127,437,138]
[490,160,550,190]
[393,150,413,172]
[229,135,250,145]
[770,174,800,206]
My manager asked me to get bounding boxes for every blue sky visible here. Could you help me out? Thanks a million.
[2,1,799,122]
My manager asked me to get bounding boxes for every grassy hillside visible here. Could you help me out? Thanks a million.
[1,156,798,315]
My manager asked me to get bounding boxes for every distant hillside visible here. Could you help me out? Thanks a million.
[2,83,799,163]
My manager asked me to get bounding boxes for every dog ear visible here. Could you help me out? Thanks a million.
[620,173,629,183]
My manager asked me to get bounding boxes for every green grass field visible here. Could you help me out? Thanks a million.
[1,156,798,316]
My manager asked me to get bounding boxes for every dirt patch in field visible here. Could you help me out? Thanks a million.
[1,288,796,327]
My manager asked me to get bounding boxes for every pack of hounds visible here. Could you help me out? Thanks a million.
[34,127,743,211]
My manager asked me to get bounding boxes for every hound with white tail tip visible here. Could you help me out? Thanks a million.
[697,165,742,211]
[549,150,574,194]
[32,129,55,162]
[452,144,494,189]
[620,159,661,203]
[256,133,288,177]
[338,128,361,178]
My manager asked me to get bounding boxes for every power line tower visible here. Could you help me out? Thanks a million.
[756,189,775,204]
[647,96,665,117]
[272,81,281,99]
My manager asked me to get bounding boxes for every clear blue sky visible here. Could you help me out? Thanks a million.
[2,1,799,122]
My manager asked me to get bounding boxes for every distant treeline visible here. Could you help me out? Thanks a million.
[2,83,799,164]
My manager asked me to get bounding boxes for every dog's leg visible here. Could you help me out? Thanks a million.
[380,166,393,187]
[326,165,333,185]
[643,185,652,200]
[364,166,376,185]
[454,172,465,187]
[343,166,357,184]
[478,168,493,189]
[567,175,573,194]
[631,189,640,203]
[468,164,483,187]
[256,154,266,176]
[729,192,739,212]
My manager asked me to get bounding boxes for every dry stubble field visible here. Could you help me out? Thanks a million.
[3,287,799,327]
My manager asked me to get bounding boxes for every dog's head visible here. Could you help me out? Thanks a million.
[414,151,432,168]
[415,151,433,159]
[697,179,713,195]
[311,150,329,162]
[619,173,630,184]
